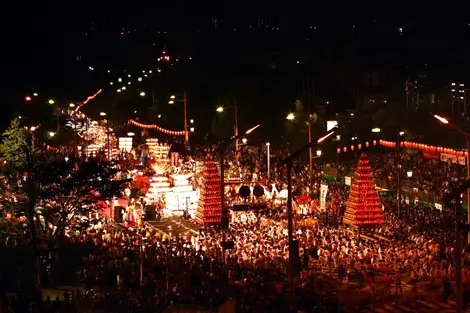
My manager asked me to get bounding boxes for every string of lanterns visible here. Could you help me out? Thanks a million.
[128,119,188,136]
[336,140,378,154]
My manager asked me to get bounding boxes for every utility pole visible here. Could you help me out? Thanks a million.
[234,102,239,159]
[184,89,188,145]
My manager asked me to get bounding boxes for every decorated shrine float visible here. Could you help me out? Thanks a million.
[195,156,222,225]
[164,174,198,217]
[343,153,384,234]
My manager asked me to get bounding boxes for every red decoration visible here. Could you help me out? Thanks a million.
[365,142,369,148]
[351,145,355,151]
[343,147,347,153]
[337,148,341,154]
[195,157,222,225]
[128,119,188,136]
[373,140,377,146]
[344,153,384,228]
[358,144,362,150]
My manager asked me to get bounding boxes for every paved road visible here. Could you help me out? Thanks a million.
[146,216,199,238]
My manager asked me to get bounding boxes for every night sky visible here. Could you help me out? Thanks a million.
[3,2,470,135]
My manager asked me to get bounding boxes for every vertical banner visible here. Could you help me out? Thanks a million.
[320,184,328,211]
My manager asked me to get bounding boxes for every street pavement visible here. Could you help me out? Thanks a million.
[146,216,199,238]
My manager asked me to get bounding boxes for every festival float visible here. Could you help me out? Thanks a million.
[195,156,222,225]
[343,153,384,233]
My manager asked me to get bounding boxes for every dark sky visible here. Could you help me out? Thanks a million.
[3,1,470,128]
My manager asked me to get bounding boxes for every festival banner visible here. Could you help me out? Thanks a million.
[320,184,328,211]
[421,149,438,160]
[440,152,466,166]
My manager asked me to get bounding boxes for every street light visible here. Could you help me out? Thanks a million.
[49,132,56,138]
[190,127,195,132]
[316,149,322,157]
[216,106,224,113]
[100,112,107,117]
[242,138,247,144]
[433,113,470,244]
[220,124,261,261]
[407,170,413,178]
[371,127,381,133]
[25,96,32,101]
[286,113,295,120]
[48,99,55,105]
[100,112,110,160]
[140,92,145,96]
[69,103,75,108]
[167,91,189,145]
[33,93,38,96]
[280,127,337,303]
[190,119,194,124]
[127,132,135,136]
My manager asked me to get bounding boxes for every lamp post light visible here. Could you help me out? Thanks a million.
[216,105,239,157]
[407,170,413,178]
[220,124,260,261]
[48,99,55,105]
[433,114,470,243]
[286,113,295,120]
[69,103,75,108]
[100,112,111,161]
[168,92,188,145]
[316,149,322,157]
[280,128,337,302]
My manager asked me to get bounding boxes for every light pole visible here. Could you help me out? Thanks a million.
[434,114,470,242]
[220,124,260,261]
[280,128,337,302]
[266,142,271,179]
[216,105,239,158]
[100,112,110,160]
[169,90,189,145]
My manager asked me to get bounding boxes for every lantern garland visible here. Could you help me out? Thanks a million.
[343,153,384,227]
[195,156,222,225]
[128,119,188,136]
[398,141,468,158]
[336,140,377,154]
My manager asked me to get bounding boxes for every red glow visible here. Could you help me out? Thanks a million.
[73,89,102,113]
[128,119,187,136]
[25,96,32,101]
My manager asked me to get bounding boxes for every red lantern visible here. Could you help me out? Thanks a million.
[351,145,355,151]
[358,144,362,150]
[373,140,377,146]
[365,141,369,148]
[465,152,469,158]
[343,147,347,153]
[337,148,341,154]
[400,142,404,147]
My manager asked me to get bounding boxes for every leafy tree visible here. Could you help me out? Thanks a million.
[0,118,33,169]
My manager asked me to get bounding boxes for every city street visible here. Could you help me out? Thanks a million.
[146,216,199,238]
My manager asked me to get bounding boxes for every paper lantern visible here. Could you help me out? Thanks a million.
[343,147,347,153]
[400,142,404,147]
[373,140,377,146]
[365,141,369,148]
[379,140,383,145]
[358,144,362,150]
[465,152,468,158]
[351,145,355,151]
[337,148,341,154]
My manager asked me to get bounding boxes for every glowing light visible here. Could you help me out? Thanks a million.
[242,138,247,144]
[127,132,135,136]
[286,113,295,120]
[138,77,142,82]
[399,131,405,136]
[128,119,187,136]
[100,112,107,116]
[371,128,381,133]
[73,89,102,113]
[30,126,36,131]
[48,99,55,104]
[190,119,194,123]
[110,82,114,85]
[149,70,152,73]
[170,95,176,99]
[317,130,336,143]
[89,66,94,71]
[118,78,122,82]
[190,127,195,132]
[49,131,56,137]
[168,100,174,104]
[128,74,131,77]
[69,103,75,108]
[33,93,38,96]
[25,96,32,101]
[122,86,126,90]
[158,115,162,118]
[245,124,260,134]
[216,107,224,112]
[316,149,322,156]
[434,114,449,124]
[140,92,146,96]
[407,171,413,178]
[117,89,121,92]
[128,82,131,85]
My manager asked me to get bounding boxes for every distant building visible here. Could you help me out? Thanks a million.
[434,82,468,117]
